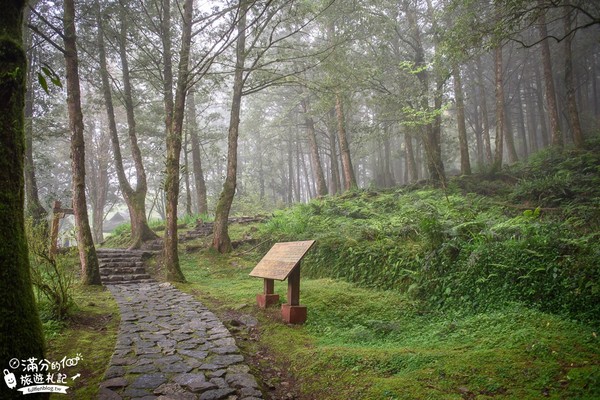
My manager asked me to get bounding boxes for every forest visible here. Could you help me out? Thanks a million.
[1,0,599,399]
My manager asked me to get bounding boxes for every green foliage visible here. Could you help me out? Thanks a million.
[37,63,63,94]
[25,219,75,322]
[176,250,600,399]
[259,141,600,325]
[178,213,213,226]
[25,218,75,321]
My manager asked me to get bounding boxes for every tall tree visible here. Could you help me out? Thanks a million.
[85,120,109,244]
[301,96,328,196]
[0,2,48,396]
[563,7,584,147]
[453,66,471,175]
[335,92,357,190]
[163,0,193,280]
[112,6,159,248]
[327,108,340,194]
[63,0,101,285]
[537,4,562,147]
[493,44,505,171]
[213,3,247,253]
[187,89,208,214]
[24,37,47,225]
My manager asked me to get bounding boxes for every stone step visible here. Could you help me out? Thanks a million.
[101,274,152,283]
[100,266,147,276]
[97,253,143,258]
[99,261,142,267]
[97,248,158,286]
[97,252,153,260]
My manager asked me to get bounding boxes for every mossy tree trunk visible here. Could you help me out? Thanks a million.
[0,1,48,398]
[212,5,247,254]
[63,0,101,285]
[163,0,193,281]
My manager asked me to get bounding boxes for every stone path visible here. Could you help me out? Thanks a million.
[97,249,155,285]
[100,282,263,400]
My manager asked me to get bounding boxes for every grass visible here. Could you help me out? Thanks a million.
[42,140,600,398]
[45,285,119,399]
[175,245,600,399]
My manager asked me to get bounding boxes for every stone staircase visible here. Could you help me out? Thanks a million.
[97,248,156,285]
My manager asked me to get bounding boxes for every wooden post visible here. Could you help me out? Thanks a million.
[264,278,275,295]
[281,262,306,324]
[257,278,279,308]
[287,263,301,306]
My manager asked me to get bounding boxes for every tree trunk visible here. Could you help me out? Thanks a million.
[97,3,157,249]
[525,85,539,153]
[476,55,493,163]
[212,5,247,254]
[64,0,101,285]
[300,147,315,199]
[405,132,418,183]
[407,2,444,184]
[538,6,562,147]
[493,45,505,171]
[117,8,157,248]
[504,110,519,164]
[295,130,302,202]
[563,8,584,148]
[470,78,485,168]
[85,121,109,244]
[183,128,192,216]
[382,131,394,186]
[454,67,471,175]
[534,64,550,148]
[516,91,529,158]
[327,108,340,195]
[301,98,328,196]
[187,90,208,214]
[24,44,46,224]
[287,135,294,203]
[335,93,357,190]
[163,0,193,280]
[0,2,48,395]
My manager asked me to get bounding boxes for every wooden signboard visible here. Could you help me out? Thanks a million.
[250,240,315,324]
[249,240,315,281]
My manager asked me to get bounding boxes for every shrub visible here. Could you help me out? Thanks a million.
[25,218,75,321]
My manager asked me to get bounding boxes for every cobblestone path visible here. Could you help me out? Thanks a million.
[99,282,263,400]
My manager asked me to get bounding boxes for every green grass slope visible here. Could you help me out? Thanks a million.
[259,138,600,326]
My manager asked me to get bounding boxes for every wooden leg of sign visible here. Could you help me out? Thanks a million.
[282,264,307,324]
[265,278,274,295]
[287,266,300,306]
[257,278,279,308]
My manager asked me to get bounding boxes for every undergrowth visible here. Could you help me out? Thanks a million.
[258,139,600,326]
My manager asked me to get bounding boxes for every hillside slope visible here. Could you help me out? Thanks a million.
[259,138,600,325]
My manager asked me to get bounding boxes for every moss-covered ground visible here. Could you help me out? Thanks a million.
[45,285,119,399]
[43,140,600,398]
[173,238,599,399]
